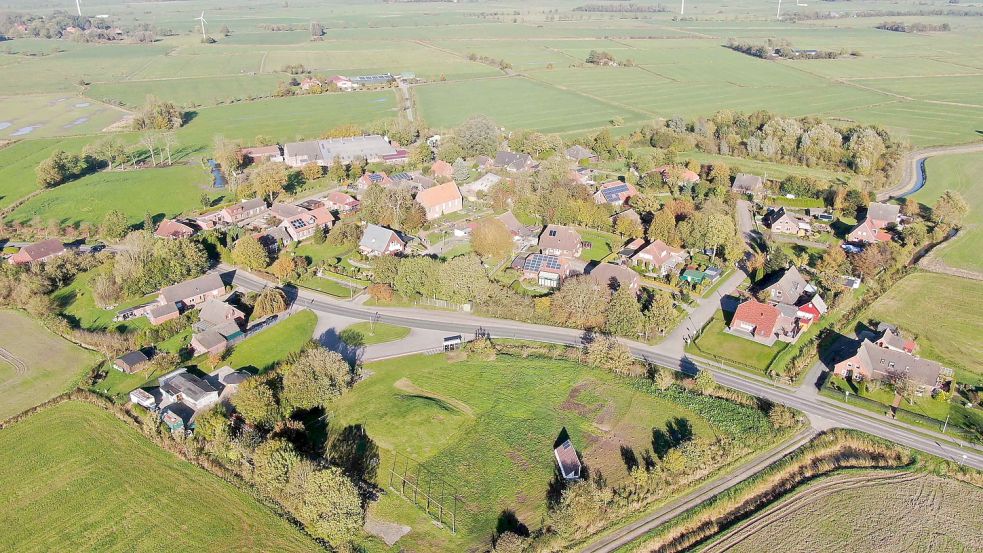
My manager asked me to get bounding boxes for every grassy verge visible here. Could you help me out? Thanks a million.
[223,310,317,374]
[341,322,410,346]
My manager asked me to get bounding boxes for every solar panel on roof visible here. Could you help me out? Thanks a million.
[369,173,383,182]
[391,172,412,180]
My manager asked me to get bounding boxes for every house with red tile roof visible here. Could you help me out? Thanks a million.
[155,219,195,240]
[8,239,66,265]
[325,191,360,212]
[728,299,783,345]
[430,160,454,179]
[299,77,322,90]
[629,240,686,276]
[279,207,336,242]
[847,218,892,243]
[357,172,394,189]
[651,165,700,186]
[593,181,638,206]
[415,181,463,220]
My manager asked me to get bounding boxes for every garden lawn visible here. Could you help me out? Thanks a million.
[0,401,318,552]
[331,352,775,551]
[0,310,100,420]
[579,227,622,262]
[913,151,983,273]
[52,266,155,332]
[224,310,317,373]
[866,272,983,385]
[341,322,410,345]
[688,311,787,373]
[7,164,223,228]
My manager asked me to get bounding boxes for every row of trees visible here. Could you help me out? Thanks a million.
[92,231,209,306]
[725,38,846,60]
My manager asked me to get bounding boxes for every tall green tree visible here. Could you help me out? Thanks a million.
[231,234,270,269]
[604,287,644,337]
[298,467,364,548]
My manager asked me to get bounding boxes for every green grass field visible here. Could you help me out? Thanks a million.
[914,152,983,273]
[0,401,318,552]
[689,311,788,372]
[7,164,222,227]
[341,322,410,345]
[866,272,983,385]
[0,93,127,139]
[0,136,91,210]
[224,309,317,373]
[52,267,156,332]
[0,310,101,421]
[330,352,772,550]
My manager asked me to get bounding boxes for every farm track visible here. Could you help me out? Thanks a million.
[877,141,983,200]
[0,346,28,377]
[702,471,923,553]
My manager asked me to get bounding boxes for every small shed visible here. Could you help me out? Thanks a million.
[680,269,706,284]
[162,411,184,432]
[129,388,156,409]
[114,350,150,374]
[443,335,463,351]
[703,267,723,283]
[554,439,582,480]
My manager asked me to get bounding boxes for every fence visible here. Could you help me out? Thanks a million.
[386,449,463,533]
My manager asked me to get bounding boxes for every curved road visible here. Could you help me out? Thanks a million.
[876,141,983,201]
[227,268,983,472]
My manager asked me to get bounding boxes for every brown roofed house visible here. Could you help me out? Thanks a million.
[430,159,454,179]
[729,299,782,344]
[764,207,811,236]
[415,181,463,220]
[114,350,150,374]
[763,266,809,305]
[220,199,268,224]
[629,240,686,276]
[8,239,66,265]
[833,338,949,391]
[847,218,892,244]
[865,202,901,228]
[241,145,281,163]
[539,225,583,257]
[731,173,765,196]
[593,180,638,206]
[155,219,195,240]
[280,207,336,242]
[588,263,640,295]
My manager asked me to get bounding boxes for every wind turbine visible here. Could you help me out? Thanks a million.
[796,0,808,6]
[195,11,208,41]
[75,0,81,17]
[680,0,685,16]
[776,0,782,20]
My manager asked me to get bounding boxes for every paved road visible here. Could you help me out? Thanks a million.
[579,427,818,553]
[227,268,983,471]
[398,81,414,122]
[876,141,983,201]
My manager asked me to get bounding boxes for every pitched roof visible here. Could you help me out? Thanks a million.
[241,145,280,158]
[732,173,764,192]
[271,203,307,219]
[12,239,65,262]
[866,202,900,226]
[415,181,462,209]
[497,210,534,238]
[147,302,179,320]
[652,165,700,184]
[539,224,582,253]
[116,350,149,367]
[494,151,533,171]
[522,253,568,275]
[731,299,781,338]
[565,145,596,161]
[160,370,218,403]
[554,439,582,480]
[588,263,640,292]
[154,219,195,239]
[594,181,638,205]
[326,191,359,207]
[282,207,335,238]
[198,299,244,326]
[631,240,685,265]
[431,159,453,177]
[359,224,402,252]
[765,266,808,305]
[160,273,225,304]
[853,339,944,388]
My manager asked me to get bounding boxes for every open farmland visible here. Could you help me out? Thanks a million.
[704,471,983,553]
[0,401,319,552]
[0,310,100,421]
[0,136,90,210]
[866,272,983,384]
[330,352,777,550]
[914,152,983,273]
[0,94,126,140]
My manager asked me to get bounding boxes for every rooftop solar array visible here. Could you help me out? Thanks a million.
[601,183,630,203]
[523,254,562,272]
[391,172,412,181]
[368,173,384,183]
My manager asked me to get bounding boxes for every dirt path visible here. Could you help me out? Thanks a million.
[702,471,923,553]
[0,347,28,377]
[393,377,475,416]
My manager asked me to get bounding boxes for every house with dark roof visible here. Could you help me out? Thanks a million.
[833,336,950,391]
[114,350,150,374]
[539,225,582,257]
[191,320,244,356]
[159,368,220,411]
[865,202,901,228]
[564,145,598,163]
[764,207,812,236]
[763,266,810,305]
[731,173,765,196]
[593,181,638,206]
[8,239,66,265]
[149,273,225,326]
[219,199,268,224]
[588,263,640,294]
[494,151,535,172]
[270,202,307,220]
[359,224,406,256]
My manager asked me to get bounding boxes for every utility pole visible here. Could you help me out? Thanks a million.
[942,413,950,434]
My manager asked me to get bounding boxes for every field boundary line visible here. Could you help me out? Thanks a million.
[702,471,922,552]
[520,73,658,120]
[578,427,817,553]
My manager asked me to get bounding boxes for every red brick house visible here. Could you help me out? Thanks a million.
[539,225,583,257]
[415,181,463,220]
[593,181,638,206]
[430,160,454,179]
[154,219,195,240]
